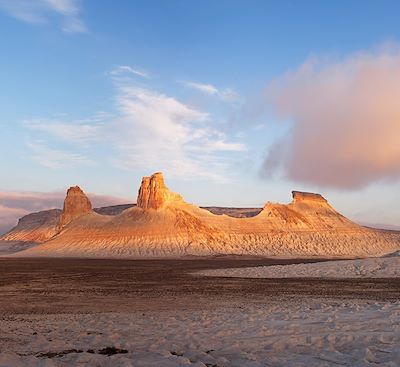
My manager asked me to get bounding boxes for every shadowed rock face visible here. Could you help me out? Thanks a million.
[59,186,92,229]
[137,172,183,210]
[94,204,135,215]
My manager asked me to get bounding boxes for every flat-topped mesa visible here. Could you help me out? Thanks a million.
[292,191,328,204]
[137,172,183,210]
[59,186,92,229]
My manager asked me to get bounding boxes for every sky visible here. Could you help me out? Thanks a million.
[1,0,400,233]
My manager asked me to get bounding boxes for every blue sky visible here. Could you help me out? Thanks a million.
[1,0,400,232]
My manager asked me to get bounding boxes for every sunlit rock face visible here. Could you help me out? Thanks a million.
[137,172,183,210]
[4,172,400,259]
[59,186,92,228]
[0,209,61,244]
[292,191,327,203]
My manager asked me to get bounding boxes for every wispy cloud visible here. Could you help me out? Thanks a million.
[23,114,108,145]
[262,44,400,189]
[183,81,219,95]
[111,84,245,180]
[110,65,149,79]
[0,0,87,33]
[24,70,245,181]
[62,15,85,33]
[27,141,93,168]
[182,81,239,102]
[44,0,78,14]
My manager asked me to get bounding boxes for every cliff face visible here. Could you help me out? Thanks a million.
[0,186,93,246]
[59,186,92,229]
[0,209,62,244]
[292,191,327,203]
[137,172,183,210]
[0,204,135,247]
[4,172,400,259]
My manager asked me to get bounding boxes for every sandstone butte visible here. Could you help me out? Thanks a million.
[59,186,93,229]
[1,172,399,258]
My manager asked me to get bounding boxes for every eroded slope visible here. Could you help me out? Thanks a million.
[10,172,400,258]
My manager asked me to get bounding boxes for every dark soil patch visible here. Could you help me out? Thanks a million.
[0,258,398,314]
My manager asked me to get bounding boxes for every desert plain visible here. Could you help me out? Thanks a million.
[0,173,399,366]
[0,257,399,366]
[3,2,400,366]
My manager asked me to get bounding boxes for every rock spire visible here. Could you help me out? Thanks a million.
[137,172,183,210]
[59,186,92,229]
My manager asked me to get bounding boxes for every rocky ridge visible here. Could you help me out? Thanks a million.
[0,209,62,244]
[0,186,93,247]
[1,172,399,258]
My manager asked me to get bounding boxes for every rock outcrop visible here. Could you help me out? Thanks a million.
[0,203,135,249]
[3,172,400,259]
[137,172,183,210]
[0,209,62,244]
[59,186,92,229]
[292,191,327,203]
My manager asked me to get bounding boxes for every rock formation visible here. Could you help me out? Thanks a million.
[292,191,327,203]
[1,172,399,259]
[0,209,62,244]
[58,186,92,229]
[0,185,93,246]
[137,172,183,210]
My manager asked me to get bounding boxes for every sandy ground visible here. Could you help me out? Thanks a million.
[0,258,399,366]
[197,256,400,279]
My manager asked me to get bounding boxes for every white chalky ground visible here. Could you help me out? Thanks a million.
[1,299,399,367]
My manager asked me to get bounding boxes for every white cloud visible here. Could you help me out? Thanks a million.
[24,114,107,145]
[62,16,85,33]
[44,0,78,15]
[110,65,149,79]
[23,69,245,180]
[0,0,86,33]
[183,81,219,95]
[219,88,239,102]
[112,85,244,179]
[27,141,93,168]
[0,1,44,23]
[182,81,239,102]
